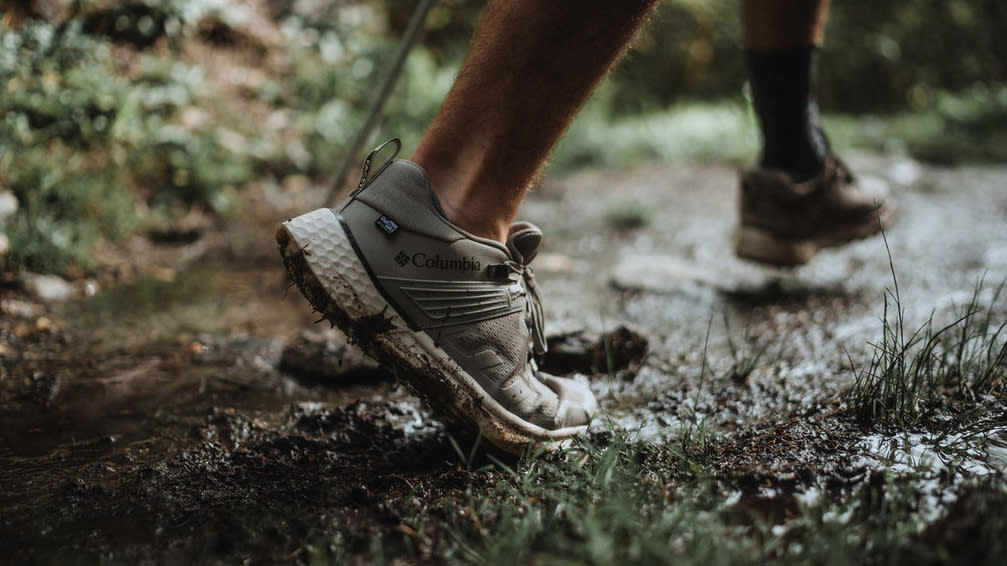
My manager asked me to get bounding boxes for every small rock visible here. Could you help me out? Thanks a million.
[180,106,212,130]
[23,273,74,302]
[1,299,43,319]
[535,252,577,273]
[34,316,55,333]
[187,340,239,366]
[541,325,649,378]
[13,322,33,338]
[888,158,921,187]
[611,253,723,292]
[0,233,8,258]
[216,128,247,155]
[82,280,99,297]
[31,372,62,406]
[149,266,176,282]
[280,330,389,384]
[0,190,17,222]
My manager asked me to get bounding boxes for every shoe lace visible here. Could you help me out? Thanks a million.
[492,260,547,357]
[522,264,547,357]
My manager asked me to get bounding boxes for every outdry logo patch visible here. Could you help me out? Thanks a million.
[375,215,400,234]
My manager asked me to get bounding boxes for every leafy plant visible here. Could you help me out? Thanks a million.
[0,16,253,272]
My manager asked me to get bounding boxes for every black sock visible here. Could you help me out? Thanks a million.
[746,47,830,182]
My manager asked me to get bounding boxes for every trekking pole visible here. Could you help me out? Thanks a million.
[323,0,437,206]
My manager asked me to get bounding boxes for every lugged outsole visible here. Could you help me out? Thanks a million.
[277,209,586,454]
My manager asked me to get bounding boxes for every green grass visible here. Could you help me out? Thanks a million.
[434,436,727,565]
[354,295,1007,565]
[723,313,772,384]
[549,94,759,174]
[341,261,1007,565]
[602,200,656,231]
[848,271,1007,432]
[547,83,1007,176]
[360,432,1007,566]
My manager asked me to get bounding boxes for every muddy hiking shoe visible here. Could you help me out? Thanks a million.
[277,139,596,454]
[734,157,895,267]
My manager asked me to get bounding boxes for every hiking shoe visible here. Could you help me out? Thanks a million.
[276,139,596,454]
[734,157,895,266]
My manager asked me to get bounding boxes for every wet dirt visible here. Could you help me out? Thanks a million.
[1,155,1005,563]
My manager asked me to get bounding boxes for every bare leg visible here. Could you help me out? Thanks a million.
[742,0,830,50]
[742,0,832,181]
[412,0,659,242]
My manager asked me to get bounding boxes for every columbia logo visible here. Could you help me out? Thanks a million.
[394,251,410,267]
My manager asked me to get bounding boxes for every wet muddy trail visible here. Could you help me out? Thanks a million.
[2,156,1005,563]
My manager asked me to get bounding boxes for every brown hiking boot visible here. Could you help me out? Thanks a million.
[734,157,895,267]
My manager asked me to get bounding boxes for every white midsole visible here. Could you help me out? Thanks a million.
[283,208,587,445]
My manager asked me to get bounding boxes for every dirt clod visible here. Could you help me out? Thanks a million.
[541,325,648,378]
[280,330,391,384]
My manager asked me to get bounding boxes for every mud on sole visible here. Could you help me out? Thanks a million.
[276,208,586,454]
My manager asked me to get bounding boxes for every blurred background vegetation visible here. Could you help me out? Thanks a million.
[1,0,1005,275]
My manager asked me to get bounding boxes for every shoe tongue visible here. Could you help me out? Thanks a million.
[506,221,542,264]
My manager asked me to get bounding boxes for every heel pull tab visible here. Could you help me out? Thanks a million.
[352,138,401,197]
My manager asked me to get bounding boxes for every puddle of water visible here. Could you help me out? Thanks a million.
[61,266,310,341]
[1,263,392,506]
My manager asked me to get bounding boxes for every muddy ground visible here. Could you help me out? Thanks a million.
[1,155,1005,564]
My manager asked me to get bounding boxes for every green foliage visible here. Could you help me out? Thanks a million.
[820,0,1007,112]
[825,85,1007,165]
[613,0,744,112]
[79,0,228,46]
[270,13,452,177]
[0,16,251,272]
[1,19,119,147]
[1,20,127,271]
[550,94,757,175]
[612,0,1007,113]
[0,2,452,274]
[1,145,133,273]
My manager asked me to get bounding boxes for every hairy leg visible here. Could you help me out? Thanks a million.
[412,0,659,242]
[742,0,832,181]
[742,0,830,50]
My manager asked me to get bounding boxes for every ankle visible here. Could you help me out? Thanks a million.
[434,193,510,243]
[759,151,826,183]
[412,148,514,244]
